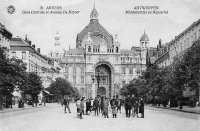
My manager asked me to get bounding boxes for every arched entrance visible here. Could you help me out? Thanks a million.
[95,64,112,97]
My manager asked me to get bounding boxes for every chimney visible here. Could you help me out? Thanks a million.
[25,34,28,41]
[29,41,32,46]
[37,48,40,53]
[32,44,35,49]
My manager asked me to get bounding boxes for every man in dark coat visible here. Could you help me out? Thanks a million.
[139,98,144,118]
[125,95,132,118]
[133,99,139,118]
[93,97,99,116]
[86,99,91,115]
[110,96,118,118]
[63,97,71,113]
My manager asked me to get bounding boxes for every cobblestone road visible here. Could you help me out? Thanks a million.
[0,103,199,131]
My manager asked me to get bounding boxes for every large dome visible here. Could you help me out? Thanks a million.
[76,6,113,48]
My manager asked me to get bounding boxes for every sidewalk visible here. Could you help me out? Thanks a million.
[0,103,47,113]
[147,104,200,114]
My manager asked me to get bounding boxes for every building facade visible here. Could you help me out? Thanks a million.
[156,19,200,68]
[0,22,12,58]
[10,37,62,89]
[155,19,200,100]
[50,6,153,98]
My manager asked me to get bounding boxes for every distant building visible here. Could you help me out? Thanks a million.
[48,32,64,62]
[10,36,62,88]
[155,19,200,100]
[156,19,200,67]
[50,5,155,98]
[155,39,170,67]
[0,22,12,57]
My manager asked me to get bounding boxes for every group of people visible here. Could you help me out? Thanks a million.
[75,96,122,119]
[74,95,144,119]
[61,95,144,119]
[124,95,144,118]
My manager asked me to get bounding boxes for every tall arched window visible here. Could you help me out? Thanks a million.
[88,46,91,52]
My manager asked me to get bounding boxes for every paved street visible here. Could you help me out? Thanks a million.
[0,103,199,131]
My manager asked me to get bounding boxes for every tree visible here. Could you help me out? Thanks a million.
[119,77,147,98]
[47,77,75,101]
[0,47,27,108]
[22,72,43,104]
[181,38,200,101]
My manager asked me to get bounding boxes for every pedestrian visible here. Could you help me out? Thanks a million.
[139,98,144,118]
[133,99,139,118]
[117,98,122,113]
[63,97,71,113]
[43,97,46,106]
[90,97,94,113]
[110,96,118,118]
[103,97,109,118]
[93,97,99,116]
[82,97,86,115]
[76,98,81,118]
[100,96,104,115]
[79,98,84,119]
[125,95,132,118]
[86,99,91,115]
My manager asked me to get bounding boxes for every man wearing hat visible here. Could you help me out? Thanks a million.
[63,97,71,113]
[139,97,144,118]
[110,96,118,118]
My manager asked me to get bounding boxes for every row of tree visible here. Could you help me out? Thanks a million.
[0,47,43,108]
[120,38,200,107]
[0,47,80,108]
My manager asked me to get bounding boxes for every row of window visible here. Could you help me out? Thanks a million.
[170,29,200,58]
[11,51,26,60]
[121,57,141,63]
[87,46,119,53]
[65,67,84,74]
[66,57,84,62]
[65,76,84,84]
[141,42,148,48]
[0,34,10,49]
[121,68,141,74]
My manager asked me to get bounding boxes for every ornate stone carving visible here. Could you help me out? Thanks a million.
[98,55,109,61]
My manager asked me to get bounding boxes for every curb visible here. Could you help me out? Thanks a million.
[146,105,200,114]
[0,105,47,113]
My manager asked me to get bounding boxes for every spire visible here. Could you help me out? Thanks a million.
[55,31,60,46]
[90,1,98,21]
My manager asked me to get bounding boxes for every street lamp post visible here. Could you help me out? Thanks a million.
[92,67,106,96]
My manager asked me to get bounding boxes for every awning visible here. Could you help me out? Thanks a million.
[43,90,53,95]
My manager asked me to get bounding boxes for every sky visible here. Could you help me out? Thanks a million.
[0,0,200,55]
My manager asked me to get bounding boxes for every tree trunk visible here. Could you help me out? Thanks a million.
[197,81,200,102]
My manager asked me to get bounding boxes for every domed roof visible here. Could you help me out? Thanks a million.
[76,6,113,47]
[77,20,112,41]
[140,31,149,41]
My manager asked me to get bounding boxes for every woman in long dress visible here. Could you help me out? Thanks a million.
[103,97,109,118]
